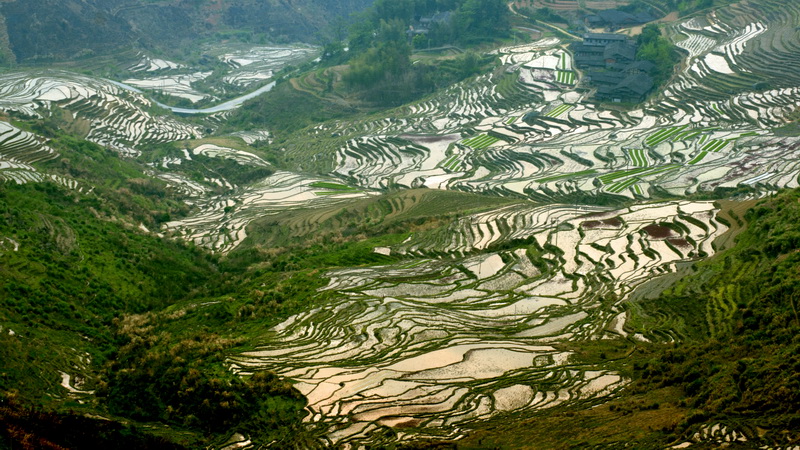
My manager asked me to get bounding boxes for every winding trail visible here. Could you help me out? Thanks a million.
[508,3,583,40]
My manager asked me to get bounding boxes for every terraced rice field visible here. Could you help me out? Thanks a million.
[462,134,501,149]
[0,121,85,191]
[544,103,574,118]
[295,2,800,204]
[163,171,371,253]
[192,143,270,167]
[216,45,318,87]
[0,72,203,156]
[1,0,800,445]
[228,130,271,145]
[123,72,213,103]
[220,5,800,441]
[129,54,184,72]
[0,121,56,164]
[229,200,728,445]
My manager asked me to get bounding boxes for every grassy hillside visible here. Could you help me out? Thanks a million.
[630,190,800,436]
[0,134,313,448]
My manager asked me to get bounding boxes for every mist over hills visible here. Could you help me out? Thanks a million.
[0,0,372,63]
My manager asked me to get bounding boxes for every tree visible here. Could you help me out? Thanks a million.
[636,24,680,86]
[454,0,509,44]
[412,33,428,49]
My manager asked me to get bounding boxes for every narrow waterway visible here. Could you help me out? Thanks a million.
[106,79,276,115]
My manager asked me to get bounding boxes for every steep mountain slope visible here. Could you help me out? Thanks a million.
[0,0,373,62]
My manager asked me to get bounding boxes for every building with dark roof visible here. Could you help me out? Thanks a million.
[595,73,654,102]
[603,41,637,66]
[572,32,655,103]
[586,71,627,86]
[585,10,658,30]
[573,42,607,67]
[582,33,629,46]
[598,10,639,27]
[407,11,453,37]
[573,34,636,69]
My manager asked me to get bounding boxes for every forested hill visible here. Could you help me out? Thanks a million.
[0,0,374,63]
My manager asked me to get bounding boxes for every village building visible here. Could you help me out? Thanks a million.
[585,10,657,31]
[572,33,654,102]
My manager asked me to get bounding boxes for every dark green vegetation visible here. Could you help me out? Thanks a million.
[455,189,800,448]
[637,24,682,87]
[99,325,307,441]
[632,190,800,432]
[327,0,509,105]
[343,42,493,105]
[0,0,374,64]
[0,133,314,447]
[1,393,188,450]
[621,0,736,17]
[223,82,360,139]
[774,109,800,137]
[346,0,510,52]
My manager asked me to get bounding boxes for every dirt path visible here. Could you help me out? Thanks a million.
[622,11,680,36]
[508,3,583,40]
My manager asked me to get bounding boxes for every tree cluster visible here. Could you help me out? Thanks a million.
[99,323,307,441]
[636,24,681,86]
[328,0,508,105]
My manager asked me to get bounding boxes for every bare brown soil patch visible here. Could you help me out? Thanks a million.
[643,224,675,239]
[582,217,623,229]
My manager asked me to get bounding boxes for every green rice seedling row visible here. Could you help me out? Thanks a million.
[625,148,648,167]
[545,103,574,118]
[687,151,709,165]
[556,71,575,85]
[608,177,641,193]
[645,125,689,146]
[463,134,501,149]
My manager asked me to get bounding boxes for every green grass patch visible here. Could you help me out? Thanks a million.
[309,181,357,191]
